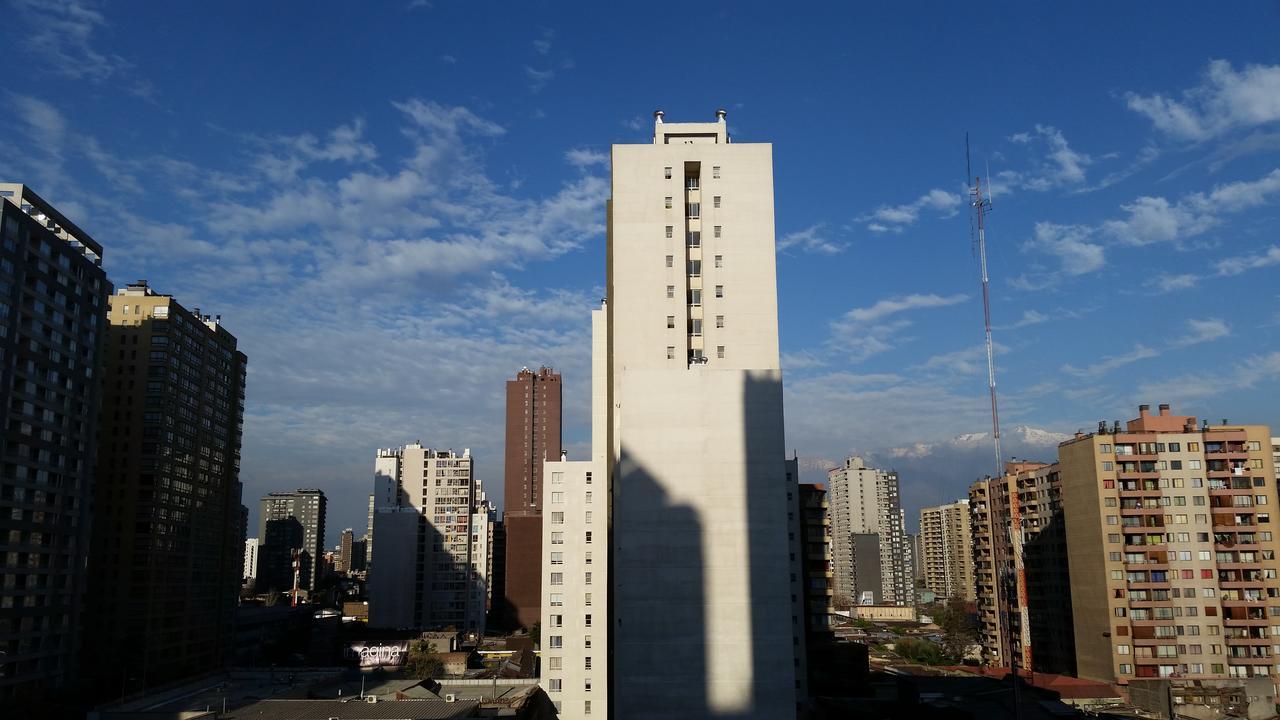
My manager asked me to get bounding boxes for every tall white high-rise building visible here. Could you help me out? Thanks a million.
[828,456,912,606]
[368,445,484,637]
[608,110,798,718]
[243,538,258,583]
[471,479,496,612]
[541,307,609,719]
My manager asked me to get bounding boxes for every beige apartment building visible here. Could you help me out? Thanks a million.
[604,110,799,718]
[919,500,975,602]
[1062,404,1278,683]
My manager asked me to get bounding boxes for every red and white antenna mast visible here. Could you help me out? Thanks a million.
[968,136,1002,478]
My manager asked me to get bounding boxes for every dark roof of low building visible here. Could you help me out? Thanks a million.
[222,699,479,719]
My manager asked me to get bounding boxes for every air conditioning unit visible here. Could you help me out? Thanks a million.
[444,693,457,703]
[365,695,378,703]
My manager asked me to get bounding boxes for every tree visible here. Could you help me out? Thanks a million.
[893,637,945,665]
[832,594,854,611]
[403,641,444,679]
[936,597,977,661]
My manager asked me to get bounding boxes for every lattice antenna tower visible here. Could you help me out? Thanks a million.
[967,135,1002,478]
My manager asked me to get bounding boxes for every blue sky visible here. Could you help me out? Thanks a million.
[2,1,1279,545]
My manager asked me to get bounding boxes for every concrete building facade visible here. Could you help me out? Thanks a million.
[503,366,562,631]
[919,500,975,602]
[368,446,484,636]
[0,184,109,703]
[1061,405,1278,683]
[828,456,912,606]
[606,111,799,718]
[258,489,326,594]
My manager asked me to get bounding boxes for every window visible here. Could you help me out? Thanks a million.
[585,613,592,627]
[666,346,675,360]
[1188,442,1200,452]
[550,593,563,606]
[714,225,722,238]
[667,285,675,299]
[717,345,725,359]
[687,231,700,247]
[585,700,592,714]
[1169,442,1181,451]
[551,492,564,504]
[687,260,701,276]
[690,318,703,336]
[665,225,673,238]
[713,196,721,208]
[552,512,564,523]
[551,532,564,544]
[585,511,593,523]
[687,202,700,218]
[1189,460,1202,469]
[550,573,563,585]
[1103,461,1114,470]
[548,678,562,691]
[551,552,563,565]
[549,657,562,670]
[1101,444,1112,453]
[666,255,673,268]
[586,491,592,503]
[584,592,592,606]
[1172,460,1183,470]
[664,167,672,179]
[585,571,593,584]
[715,315,724,328]
[550,614,563,627]
[713,166,720,178]
[584,635,592,648]
[551,472,564,484]
[549,635,563,648]
[665,196,672,209]
[585,531,592,543]
[715,285,724,298]
[667,315,675,329]
[689,289,702,306]
[714,254,723,268]
[585,680,592,692]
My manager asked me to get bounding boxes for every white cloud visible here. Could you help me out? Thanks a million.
[1062,345,1159,378]
[1215,245,1280,276]
[1136,352,1280,407]
[996,125,1094,193]
[842,293,969,324]
[827,293,968,362]
[10,0,133,82]
[777,224,844,255]
[1126,60,1280,141]
[525,66,556,93]
[1022,222,1105,275]
[533,28,555,55]
[862,188,962,232]
[1146,273,1199,293]
[994,309,1049,330]
[1174,318,1230,347]
[564,148,608,168]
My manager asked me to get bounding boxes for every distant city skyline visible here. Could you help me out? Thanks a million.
[1,3,1279,545]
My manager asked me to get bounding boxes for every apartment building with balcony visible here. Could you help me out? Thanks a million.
[919,499,975,602]
[1062,404,1278,683]
[368,446,484,637]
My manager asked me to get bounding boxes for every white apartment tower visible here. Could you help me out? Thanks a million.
[368,445,484,637]
[607,110,799,718]
[828,456,912,606]
[541,307,608,718]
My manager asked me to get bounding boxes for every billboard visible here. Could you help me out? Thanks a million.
[345,640,409,667]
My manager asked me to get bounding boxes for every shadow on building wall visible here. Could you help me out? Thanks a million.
[611,371,795,719]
